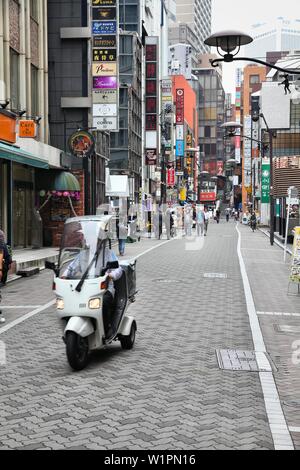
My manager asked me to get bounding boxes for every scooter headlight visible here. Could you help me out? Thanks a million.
[89,298,101,310]
[57,298,65,310]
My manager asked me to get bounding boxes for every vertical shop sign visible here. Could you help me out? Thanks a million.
[145,37,159,165]
[261,163,270,203]
[91,0,119,131]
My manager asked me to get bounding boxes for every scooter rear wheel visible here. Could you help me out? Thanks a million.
[120,322,136,350]
[66,332,89,371]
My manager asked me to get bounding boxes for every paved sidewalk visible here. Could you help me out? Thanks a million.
[0,222,274,450]
[240,224,300,448]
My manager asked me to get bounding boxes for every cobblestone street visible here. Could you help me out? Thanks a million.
[0,222,299,450]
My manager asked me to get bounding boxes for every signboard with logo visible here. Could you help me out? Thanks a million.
[93,35,117,48]
[68,130,95,158]
[176,140,184,157]
[91,0,119,131]
[19,120,37,138]
[93,89,117,103]
[93,116,118,131]
[145,37,159,166]
[261,163,270,203]
[145,149,157,166]
[217,161,224,176]
[167,167,175,187]
[92,62,117,76]
[0,111,16,144]
[93,104,117,116]
[200,192,216,202]
[176,89,184,124]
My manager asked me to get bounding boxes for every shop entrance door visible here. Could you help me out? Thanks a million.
[13,184,33,248]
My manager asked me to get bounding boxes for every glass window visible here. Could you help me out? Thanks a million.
[31,65,38,117]
[291,102,300,127]
[250,75,260,85]
[10,49,19,110]
[205,126,211,138]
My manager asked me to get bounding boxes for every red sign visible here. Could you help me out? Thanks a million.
[167,168,175,187]
[176,89,184,124]
[200,192,216,202]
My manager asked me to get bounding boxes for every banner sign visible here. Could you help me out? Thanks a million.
[176,89,184,124]
[93,48,117,62]
[19,120,37,138]
[261,163,270,203]
[167,167,175,187]
[289,227,300,284]
[92,7,117,20]
[92,21,117,35]
[91,1,119,131]
[145,37,159,165]
[176,140,184,157]
[92,62,117,76]
[200,192,216,202]
[93,35,117,48]
[92,0,116,5]
[92,89,117,103]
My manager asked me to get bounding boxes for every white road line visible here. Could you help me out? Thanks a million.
[0,240,172,335]
[236,224,294,451]
[289,427,300,433]
[0,306,43,310]
[258,311,300,317]
[0,301,56,336]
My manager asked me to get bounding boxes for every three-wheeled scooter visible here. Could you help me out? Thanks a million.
[46,215,137,371]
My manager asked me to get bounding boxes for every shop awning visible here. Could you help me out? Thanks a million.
[0,141,49,169]
[53,172,80,191]
[106,175,130,198]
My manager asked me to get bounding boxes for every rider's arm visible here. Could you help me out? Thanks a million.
[108,266,123,281]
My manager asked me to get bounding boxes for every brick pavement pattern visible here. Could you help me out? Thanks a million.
[0,224,274,450]
[240,224,300,449]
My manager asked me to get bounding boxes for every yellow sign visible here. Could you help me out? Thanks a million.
[179,188,187,201]
[245,186,252,195]
[19,120,37,138]
[290,227,300,283]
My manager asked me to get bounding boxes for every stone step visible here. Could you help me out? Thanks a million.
[16,267,41,278]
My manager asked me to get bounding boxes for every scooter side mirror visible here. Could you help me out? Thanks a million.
[45,261,58,276]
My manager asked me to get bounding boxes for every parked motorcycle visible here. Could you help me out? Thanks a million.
[46,215,137,371]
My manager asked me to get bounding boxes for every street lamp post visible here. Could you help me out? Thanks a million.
[204,31,300,77]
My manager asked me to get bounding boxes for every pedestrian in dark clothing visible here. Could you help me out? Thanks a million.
[0,230,12,324]
[216,210,221,224]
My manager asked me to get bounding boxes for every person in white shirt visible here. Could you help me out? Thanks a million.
[204,208,210,236]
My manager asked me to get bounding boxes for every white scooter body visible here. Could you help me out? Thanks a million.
[55,275,135,351]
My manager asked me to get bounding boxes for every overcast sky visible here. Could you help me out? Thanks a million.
[211,0,300,96]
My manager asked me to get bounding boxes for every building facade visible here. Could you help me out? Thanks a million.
[0,0,64,249]
[245,18,300,60]
[47,0,110,231]
[175,0,211,53]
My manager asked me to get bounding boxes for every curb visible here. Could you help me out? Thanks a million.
[258,228,293,256]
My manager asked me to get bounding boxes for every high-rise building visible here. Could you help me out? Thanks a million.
[245,18,300,60]
[175,0,212,53]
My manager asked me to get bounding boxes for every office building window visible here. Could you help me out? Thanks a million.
[291,102,300,127]
[10,49,19,110]
[250,75,260,85]
[30,0,39,22]
[31,65,38,118]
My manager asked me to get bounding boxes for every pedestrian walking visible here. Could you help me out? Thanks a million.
[184,206,193,237]
[216,209,221,224]
[116,215,128,257]
[204,208,210,236]
[196,206,205,237]
[0,230,12,324]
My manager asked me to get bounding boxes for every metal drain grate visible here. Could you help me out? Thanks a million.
[204,273,228,279]
[274,325,300,334]
[216,349,272,372]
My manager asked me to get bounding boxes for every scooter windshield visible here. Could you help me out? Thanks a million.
[58,220,106,280]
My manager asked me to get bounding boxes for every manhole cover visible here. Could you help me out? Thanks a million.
[216,350,272,372]
[204,273,228,279]
[274,325,300,334]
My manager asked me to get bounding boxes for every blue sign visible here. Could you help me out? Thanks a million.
[92,21,117,35]
[176,140,184,157]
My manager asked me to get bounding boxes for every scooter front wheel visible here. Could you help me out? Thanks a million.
[120,322,137,350]
[66,332,89,371]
